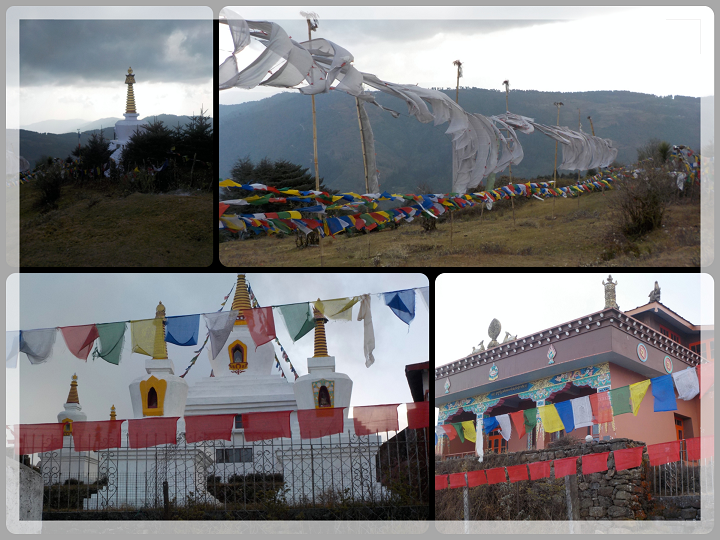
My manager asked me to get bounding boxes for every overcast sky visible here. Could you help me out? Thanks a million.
[6,273,429,442]
[7,7,213,127]
[434,272,713,424]
[220,6,713,111]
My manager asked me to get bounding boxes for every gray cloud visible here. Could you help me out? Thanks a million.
[19,20,212,87]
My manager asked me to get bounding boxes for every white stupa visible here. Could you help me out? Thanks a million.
[108,67,147,164]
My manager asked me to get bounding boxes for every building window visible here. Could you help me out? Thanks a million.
[486,429,507,454]
[659,325,680,344]
[690,340,714,360]
[235,415,243,429]
[318,386,331,408]
[215,448,253,463]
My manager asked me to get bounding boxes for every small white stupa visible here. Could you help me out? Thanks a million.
[108,67,147,164]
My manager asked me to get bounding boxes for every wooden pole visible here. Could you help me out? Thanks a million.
[577,109,581,209]
[553,102,563,220]
[588,116,604,196]
[451,60,462,249]
[355,97,369,194]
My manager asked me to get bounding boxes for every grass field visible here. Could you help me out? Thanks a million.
[219,189,703,267]
[17,181,213,267]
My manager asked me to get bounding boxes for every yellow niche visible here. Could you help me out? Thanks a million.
[139,375,167,416]
[227,340,248,373]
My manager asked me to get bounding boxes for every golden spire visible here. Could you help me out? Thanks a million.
[124,67,137,114]
[153,301,169,359]
[110,405,116,421]
[66,373,80,404]
[312,303,329,357]
[231,274,252,325]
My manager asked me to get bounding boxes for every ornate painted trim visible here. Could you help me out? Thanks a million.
[637,342,648,362]
[139,375,167,416]
[664,355,673,374]
[312,379,334,409]
[227,340,249,374]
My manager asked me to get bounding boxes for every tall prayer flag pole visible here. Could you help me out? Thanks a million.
[302,11,324,266]
[450,60,463,248]
[577,108,582,208]
[552,101,563,219]
[503,79,515,227]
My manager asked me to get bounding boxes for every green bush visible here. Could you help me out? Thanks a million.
[613,164,675,238]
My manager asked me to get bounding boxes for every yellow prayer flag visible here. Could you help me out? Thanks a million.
[287,211,302,219]
[461,420,476,443]
[629,380,651,416]
[220,216,247,231]
[218,179,242,187]
[130,319,165,357]
[538,404,565,433]
[314,297,360,321]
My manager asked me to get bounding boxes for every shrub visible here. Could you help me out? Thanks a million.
[33,163,65,210]
[612,164,675,238]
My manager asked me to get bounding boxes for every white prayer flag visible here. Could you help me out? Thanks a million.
[496,414,512,442]
[672,367,700,401]
[570,395,594,429]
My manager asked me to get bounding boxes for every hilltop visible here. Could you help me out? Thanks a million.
[220,89,701,194]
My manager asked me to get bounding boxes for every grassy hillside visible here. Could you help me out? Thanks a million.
[16,180,213,267]
[219,189,702,267]
[220,89,700,194]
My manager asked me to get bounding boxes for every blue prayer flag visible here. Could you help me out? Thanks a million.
[165,314,200,346]
[483,416,499,434]
[384,289,416,326]
[651,375,678,412]
[554,400,575,433]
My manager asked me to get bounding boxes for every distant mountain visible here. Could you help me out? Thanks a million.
[19,119,89,135]
[19,114,211,168]
[219,89,701,194]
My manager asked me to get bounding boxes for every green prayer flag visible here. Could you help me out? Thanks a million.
[610,386,632,416]
[278,303,316,343]
[523,408,537,431]
[93,322,126,365]
[452,422,465,443]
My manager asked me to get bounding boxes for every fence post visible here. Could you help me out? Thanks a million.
[163,480,170,519]
[463,472,469,533]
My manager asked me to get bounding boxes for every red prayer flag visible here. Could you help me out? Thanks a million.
[647,440,681,466]
[219,203,230,216]
[582,452,610,475]
[449,472,467,489]
[613,446,644,471]
[553,456,578,478]
[406,401,430,429]
[589,392,613,424]
[485,467,507,485]
[467,469,487,487]
[685,436,714,461]
[241,307,276,349]
[698,362,714,397]
[297,408,345,439]
[14,423,65,455]
[528,460,551,480]
[507,464,529,483]
[184,414,235,444]
[127,417,179,449]
[72,420,123,451]
[60,324,100,361]
[509,410,526,439]
[435,475,449,490]
[243,410,293,442]
[353,404,400,435]
[440,424,457,440]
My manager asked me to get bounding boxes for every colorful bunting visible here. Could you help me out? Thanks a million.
[609,386,632,416]
[278,303,316,342]
[438,424,457,440]
[384,290,416,326]
[523,408,538,433]
[297,408,345,439]
[6,330,20,368]
[496,414,512,441]
[485,467,507,485]
[554,400,575,433]
[509,410,526,439]
[581,452,610,475]
[352,404,400,435]
[589,392,613,424]
[130,319,165,357]
[435,475,449,490]
[507,464,529,483]
[72,420,123,451]
[553,456,577,478]
[242,307,276,349]
[127,417,179,449]
[650,375,677,412]
[685,436,713,461]
[314,297,359,321]
[697,362,714,397]
[570,396,594,429]
[19,328,57,364]
[467,469,488,487]
[528,460,551,480]
[538,404,564,434]
[242,410,293,442]
[461,420,477,443]
[672,367,700,401]
[448,472,467,489]
[13,423,65,455]
[647,440,681,467]
[452,423,465,443]
[406,401,429,429]
[204,310,239,360]
[613,446,644,471]
[184,414,235,444]
[92,322,126,365]
[356,294,376,368]
[59,325,99,361]
[629,380,651,416]
[165,315,200,347]
[484,416,500,434]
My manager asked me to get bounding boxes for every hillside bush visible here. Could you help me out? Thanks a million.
[33,162,65,210]
[612,163,675,238]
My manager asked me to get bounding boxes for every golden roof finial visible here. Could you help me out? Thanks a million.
[312,300,329,357]
[110,405,116,421]
[125,67,137,114]
[66,373,80,404]
[231,274,252,325]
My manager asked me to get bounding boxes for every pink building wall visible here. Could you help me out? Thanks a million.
[609,363,700,446]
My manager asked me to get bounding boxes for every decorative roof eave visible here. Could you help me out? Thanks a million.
[434,308,705,381]
[624,301,704,331]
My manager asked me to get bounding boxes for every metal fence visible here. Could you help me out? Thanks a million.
[650,444,714,497]
[27,426,428,517]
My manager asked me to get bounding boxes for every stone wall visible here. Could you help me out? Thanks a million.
[649,496,702,521]
[6,456,43,533]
